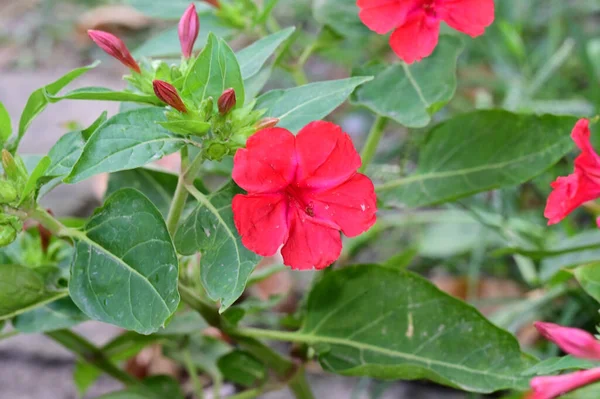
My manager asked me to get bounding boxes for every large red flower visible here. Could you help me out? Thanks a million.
[357,0,495,64]
[544,119,600,225]
[232,121,377,270]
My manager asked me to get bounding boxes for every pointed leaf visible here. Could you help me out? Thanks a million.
[69,189,179,334]
[19,155,51,203]
[376,111,578,207]
[237,27,295,80]
[65,107,186,184]
[174,182,261,311]
[352,36,463,128]
[574,263,600,304]
[255,76,372,133]
[0,101,11,145]
[48,87,162,105]
[182,33,245,108]
[13,297,88,333]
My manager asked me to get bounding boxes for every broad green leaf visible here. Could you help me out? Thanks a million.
[158,120,211,136]
[174,182,261,311]
[156,311,208,335]
[352,36,464,128]
[134,14,232,57]
[539,231,600,281]
[45,131,86,179]
[12,62,98,151]
[575,263,600,303]
[313,0,370,37]
[96,376,184,399]
[126,0,212,19]
[291,265,534,392]
[255,76,373,133]
[106,167,208,218]
[0,264,67,320]
[65,107,186,184]
[218,350,266,387]
[237,27,295,80]
[376,111,578,207]
[69,189,180,334]
[522,356,598,376]
[19,155,51,203]
[564,382,600,398]
[182,33,245,107]
[13,297,88,333]
[0,101,11,145]
[48,87,162,105]
[244,66,272,104]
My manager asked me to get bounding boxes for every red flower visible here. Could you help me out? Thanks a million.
[87,30,140,73]
[232,121,377,270]
[529,369,600,399]
[544,119,600,225]
[357,0,495,64]
[179,3,200,58]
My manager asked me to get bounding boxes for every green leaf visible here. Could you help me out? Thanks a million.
[69,189,180,334]
[13,62,98,151]
[522,356,598,376]
[165,335,231,378]
[182,33,245,107]
[376,111,578,207]
[158,120,211,136]
[313,0,370,37]
[19,155,51,203]
[65,107,186,184]
[133,14,232,57]
[244,66,272,104]
[255,76,373,133]
[575,263,600,303]
[156,310,208,335]
[352,36,464,128]
[174,182,261,311]
[0,101,11,145]
[13,297,88,333]
[237,27,295,80]
[96,376,184,399]
[48,87,162,105]
[0,264,67,320]
[218,350,266,387]
[292,265,534,392]
[126,0,212,19]
[540,231,600,281]
[564,382,600,398]
[45,131,86,179]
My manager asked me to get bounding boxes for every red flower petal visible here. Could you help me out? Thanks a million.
[357,0,420,34]
[389,12,440,64]
[281,208,342,270]
[529,368,600,399]
[295,121,361,190]
[437,0,495,37]
[534,322,600,361]
[544,119,600,225]
[232,127,297,193]
[310,173,377,237]
[232,193,288,256]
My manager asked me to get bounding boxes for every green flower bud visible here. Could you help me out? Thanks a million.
[204,142,228,161]
[0,224,17,247]
[0,180,18,204]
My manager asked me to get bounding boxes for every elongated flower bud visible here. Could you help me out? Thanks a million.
[255,117,279,131]
[529,368,600,399]
[88,30,141,73]
[179,4,200,58]
[153,80,188,113]
[218,88,236,115]
[534,322,600,360]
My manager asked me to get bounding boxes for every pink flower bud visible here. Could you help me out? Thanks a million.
[255,117,280,131]
[178,4,200,58]
[87,30,140,73]
[529,368,600,399]
[535,322,600,360]
[218,88,236,115]
[153,80,188,113]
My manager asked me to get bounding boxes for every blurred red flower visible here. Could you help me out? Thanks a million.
[544,119,600,225]
[232,121,377,270]
[357,0,495,63]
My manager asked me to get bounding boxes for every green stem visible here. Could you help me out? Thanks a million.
[183,349,205,399]
[29,207,79,238]
[0,330,18,341]
[290,68,308,86]
[359,116,388,173]
[230,334,293,378]
[288,367,315,399]
[46,329,140,387]
[178,282,221,328]
[166,175,189,236]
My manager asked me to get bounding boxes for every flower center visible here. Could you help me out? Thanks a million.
[421,0,437,16]
[285,185,314,217]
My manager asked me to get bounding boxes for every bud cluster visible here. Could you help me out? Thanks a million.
[0,150,28,247]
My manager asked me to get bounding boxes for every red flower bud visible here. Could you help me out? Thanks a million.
[534,322,600,360]
[203,0,221,8]
[255,117,280,131]
[87,30,140,73]
[218,88,236,115]
[153,80,188,113]
[178,4,200,58]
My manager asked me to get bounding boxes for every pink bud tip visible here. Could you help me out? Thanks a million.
[529,368,600,399]
[255,117,280,131]
[178,4,200,59]
[87,30,140,73]
[534,322,600,360]
[153,80,188,113]
[218,88,236,115]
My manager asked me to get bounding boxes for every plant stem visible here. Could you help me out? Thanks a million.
[46,329,140,387]
[183,349,204,399]
[29,207,79,238]
[359,116,388,173]
[166,175,189,236]
[290,68,308,86]
[178,282,221,328]
[230,334,293,378]
[288,367,315,399]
